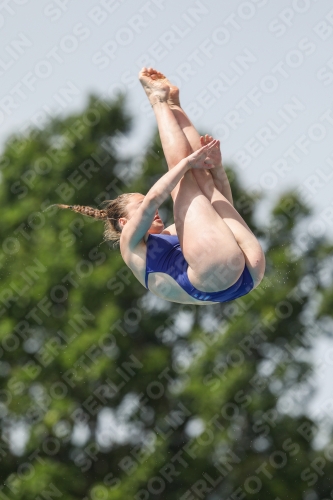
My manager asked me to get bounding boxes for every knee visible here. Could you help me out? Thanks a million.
[247,248,266,287]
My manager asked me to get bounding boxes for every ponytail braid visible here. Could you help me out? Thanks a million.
[48,193,135,247]
[53,204,107,220]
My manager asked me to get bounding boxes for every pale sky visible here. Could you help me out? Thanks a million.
[2,0,333,428]
[2,0,333,222]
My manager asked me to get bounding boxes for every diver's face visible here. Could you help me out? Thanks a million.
[123,194,164,233]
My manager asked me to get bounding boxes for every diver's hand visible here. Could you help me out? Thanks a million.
[187,140,218,169]
[200,135,222,165]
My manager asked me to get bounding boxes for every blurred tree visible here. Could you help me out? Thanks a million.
[0,94,333,500]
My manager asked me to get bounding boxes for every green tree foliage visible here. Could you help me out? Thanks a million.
[1,95,333,499]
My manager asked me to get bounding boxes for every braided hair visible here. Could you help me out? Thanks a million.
[50,193,135,247]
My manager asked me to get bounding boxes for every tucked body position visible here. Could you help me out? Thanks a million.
[56,68,265,305]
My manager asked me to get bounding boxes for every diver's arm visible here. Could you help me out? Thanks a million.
[121,141,217,251]
[120,158,191,251]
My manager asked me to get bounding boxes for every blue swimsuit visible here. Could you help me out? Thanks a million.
[145,233,254,303]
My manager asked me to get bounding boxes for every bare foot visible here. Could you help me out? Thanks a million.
[146,68,180,106]
[138,67,170,105]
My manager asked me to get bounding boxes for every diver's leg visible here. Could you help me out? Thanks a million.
[173,170,246,291]
[167,86,201,150]
[174,153,265,288]
[165,91,262,281]
[141,68,234,205]
[166,82,234,205]
[198,134,234,206]
[139,67,245,291]
[139,67,193,172]
[199,181,265,288]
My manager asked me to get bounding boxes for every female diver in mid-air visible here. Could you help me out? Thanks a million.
[56,68,265,305]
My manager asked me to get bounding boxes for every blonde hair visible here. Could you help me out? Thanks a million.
[51,193,135,247]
